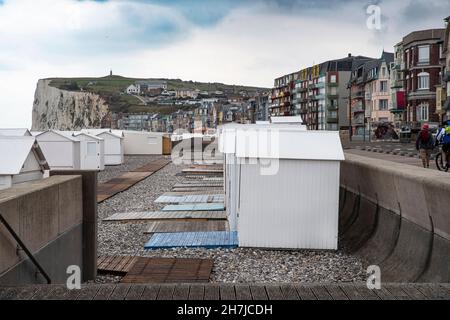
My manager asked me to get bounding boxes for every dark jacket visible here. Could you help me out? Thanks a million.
[416,130,434,150]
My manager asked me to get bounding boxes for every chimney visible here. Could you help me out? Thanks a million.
[348,53,352,58]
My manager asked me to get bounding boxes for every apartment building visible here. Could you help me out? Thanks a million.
[271,55,371,131]
[365,52,395,126]
[270,73,296,116]
[401,29,445,128]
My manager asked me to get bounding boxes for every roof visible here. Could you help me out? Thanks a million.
[271,116,303,124]
[0,136,49,175]
[219,124,344,161]
[0,128,32,136]
[402,28,445,47]
[81,129,124,138]
[35,130,80,142]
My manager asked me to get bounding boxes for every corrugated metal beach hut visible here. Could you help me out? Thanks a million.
[219,124,344,250]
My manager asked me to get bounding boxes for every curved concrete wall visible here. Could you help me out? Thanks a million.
[340,153,450,283]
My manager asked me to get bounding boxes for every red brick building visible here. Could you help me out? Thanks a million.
[401,29,445,128]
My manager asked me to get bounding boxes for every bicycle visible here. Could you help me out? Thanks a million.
[435,145,450,172]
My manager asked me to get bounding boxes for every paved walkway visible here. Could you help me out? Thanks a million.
[346,149,439,170]
[0,283,449,300]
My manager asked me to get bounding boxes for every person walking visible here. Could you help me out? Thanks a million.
[416,123,434,168]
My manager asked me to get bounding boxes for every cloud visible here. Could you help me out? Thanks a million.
[0,0,448,128]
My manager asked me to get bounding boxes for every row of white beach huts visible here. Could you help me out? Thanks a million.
[0,129,169,190]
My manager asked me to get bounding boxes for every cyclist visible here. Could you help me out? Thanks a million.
[436,121,450,169]
[443,122,450,168]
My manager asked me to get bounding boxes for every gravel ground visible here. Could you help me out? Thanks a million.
[97,157,368,284]
[98,155,165,183]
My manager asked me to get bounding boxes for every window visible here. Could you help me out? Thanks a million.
[418,72,429,90]
[87,142,97,156]
[379,99,389,110]
[406,49,410,67]
[418,45,430,64]
[380,81,388,92]
[330,75,337,83]
[417,103,429,121]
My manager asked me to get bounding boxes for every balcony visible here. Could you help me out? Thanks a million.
[443,71,450,82]
[352,104,364,113]
[326,116,338,123]
[327,105,338,111]
[316,82,325,89]
[311,94,325,100]
[327,82,339,87]
[353,117,364,125]
[391,80,404,89]
[351,91,364,99]
[296,86,308,93]
[327,93,339,99]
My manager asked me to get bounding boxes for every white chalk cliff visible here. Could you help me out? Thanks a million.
[32,79,109,131]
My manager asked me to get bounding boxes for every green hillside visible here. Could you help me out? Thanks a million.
[46,75,268,114]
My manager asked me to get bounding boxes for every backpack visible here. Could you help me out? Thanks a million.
[444,127,450,144]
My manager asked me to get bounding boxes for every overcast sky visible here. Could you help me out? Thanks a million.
[0,0,449,128]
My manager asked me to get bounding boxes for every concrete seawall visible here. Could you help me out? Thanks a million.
[340,153,450,283]
[0,176,83,285]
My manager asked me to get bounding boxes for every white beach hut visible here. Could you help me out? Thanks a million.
[0,136,49,190]
[82,129,124,165]
[219,124,344,250]
[71,132,105,170]
[0,128,32,136]
[35,130,81,171]
[122,131,163,155]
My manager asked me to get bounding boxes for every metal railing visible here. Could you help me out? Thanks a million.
[0,213,51,284]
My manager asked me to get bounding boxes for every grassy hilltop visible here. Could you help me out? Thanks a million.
[46,75,268,115]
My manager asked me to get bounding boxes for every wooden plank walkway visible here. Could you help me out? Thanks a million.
[145,221,229,234]
[103,211,228,222]
[155,194,224,204]
[132,159,171,173]
[97,256,139,275]
[97,172,153,202]
[162,191,224,196]
[97,158,171,203]
[162,203,225,212]
[145,231,238,249]
[120,258,214,284]
[1,283,449,300]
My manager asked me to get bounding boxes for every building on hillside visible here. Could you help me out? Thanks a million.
[175,88,199,99]
[401,28,445,128]
[135,80,167,93]
[255,94,270,121]
[126,84,139,94]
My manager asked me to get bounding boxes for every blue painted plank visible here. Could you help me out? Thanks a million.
[144,231,238,250]
[162,203,225,212]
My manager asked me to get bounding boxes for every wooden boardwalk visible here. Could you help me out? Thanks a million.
[145,221,229,233]
[103,211,228,222]
[120,258,214,284]
[97,158,171,203]
[1,283,449,300]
